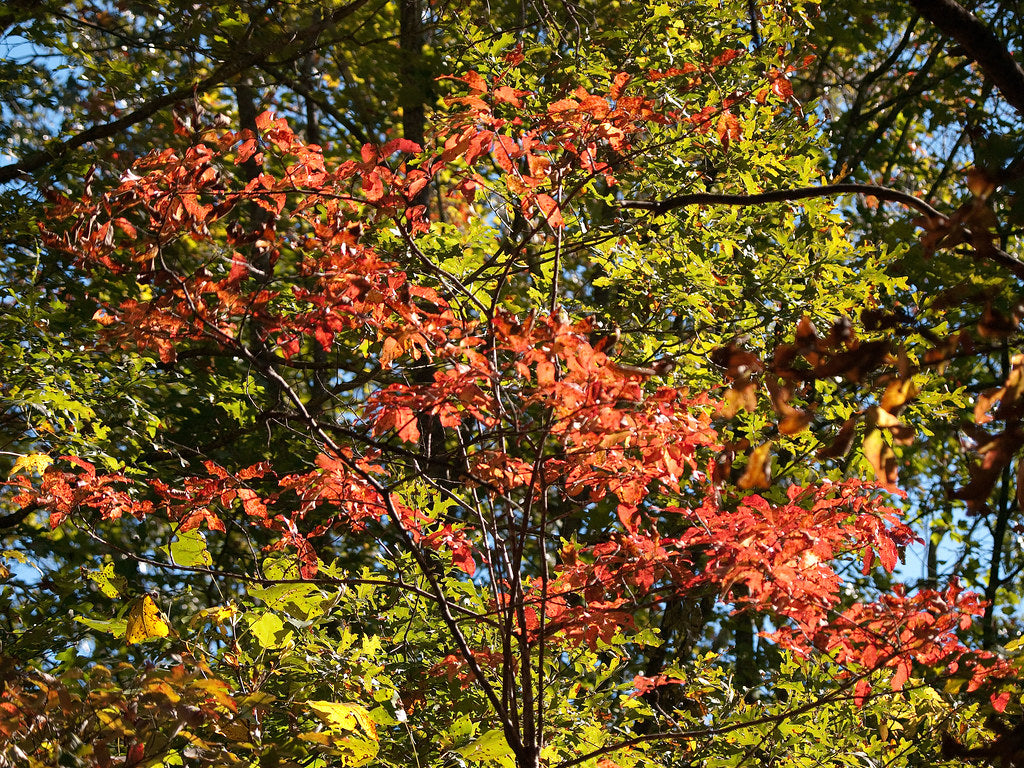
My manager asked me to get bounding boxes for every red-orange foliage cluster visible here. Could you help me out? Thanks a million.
[23,68,1013,714]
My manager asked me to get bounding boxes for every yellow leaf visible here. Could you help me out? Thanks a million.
[299,732,333,746]
[9,453,53,477]
[125,595,170,644]
[306,701,379,766]
[308,701,378,740]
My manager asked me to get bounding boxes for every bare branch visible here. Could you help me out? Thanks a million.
[620,182,942,219]
[621,183,1024,281]
[0,0,373,185]
[908,0,1024,117]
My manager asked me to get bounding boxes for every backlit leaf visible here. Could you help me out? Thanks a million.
[125,596,170,644]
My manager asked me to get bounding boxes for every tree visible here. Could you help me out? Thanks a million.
[2,1,1024,766]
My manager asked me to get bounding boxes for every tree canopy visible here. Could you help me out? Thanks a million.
[2,1,1024,767]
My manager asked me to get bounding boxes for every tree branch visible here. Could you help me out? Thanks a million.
[907,0,1024,117]
[621,183,1024,281]
[0,0,372,186]
[619,182,942,218]
[0,502,39,529]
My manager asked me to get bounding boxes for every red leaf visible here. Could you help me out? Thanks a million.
[465,130,494,165]
[179,507,226,533]
[890,659,910,691]
[769,70,794,100]
[254,110,276,132]
[877,534,898,572]
[237,488,267,519]
[452,545,476,576]
[616,503,640,533]
[991,691,1011,713]
[853,679,871,707]
[381,138,422,155]
[610,72,631,100]
[494,134,519,173]
[861,545,874,575]
[536,193,564,228]
[236,137,259,163]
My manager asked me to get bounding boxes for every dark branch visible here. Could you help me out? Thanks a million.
[0,502,39,530]
[621,183,1024,281]
[0,0,372,186]
[620,183,943,218]
[907,0,1024,117]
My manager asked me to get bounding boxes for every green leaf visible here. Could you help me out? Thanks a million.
[456,730,516,767]
[75,615,128,638]
[87,562,125,598]
[164,528,213,567]
[247,612,291,649]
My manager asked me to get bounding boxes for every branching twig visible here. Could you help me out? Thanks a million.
[620,182,942,219]
[908,0,1024,117]
[0,0,373,185]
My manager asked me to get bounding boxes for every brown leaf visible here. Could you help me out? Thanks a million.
[959,422,993,452]
[817,416,858,459]
[737,442,772,490]
[779,410,813,435]
[721,380,758,418]
[963,200,999,234]
[711,341,764,379]
[978,304,1018,339]
[772,343,803,379]
[880,378,917,416]
[766,378,813,435]
[1017,457,1024,516]
[814,340,890,382]
[825,315,855,349]
[952,431,1024,509]
[795,315,819,347]
[711,449,734,486]
[895,344,913,380]
[967,167,997,201]
[923,331,970,374]
[975,387,1005,425]
[863,428,898,488]
[995,354,1024,421]
[890,425,916,446]
[916,214,957,257]
[866,405,901,429]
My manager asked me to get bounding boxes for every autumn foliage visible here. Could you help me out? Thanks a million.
[4,3,1024,767]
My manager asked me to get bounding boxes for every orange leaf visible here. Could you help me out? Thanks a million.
[536,360,556,386]
[396,408,421,444]
[536,193,564,228]
[737,442,772,490]
[879,378,917,415]
[254,110,276,132]
[863,429,897,488]
[610,72,631,100]
[492,85,521,106]
[716,112,741,148]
